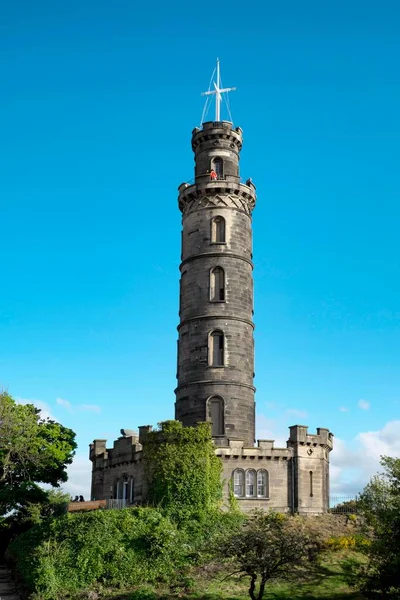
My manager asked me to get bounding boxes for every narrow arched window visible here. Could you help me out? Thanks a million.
[257,470,269,498]
[122,479,128,501]
[246,469,256,498]
[210,267,225,301]
[309,471,313,497]
[129,477,134,504]
[209,330,224,366]
[209,396,224,436]
[233,469,245,497]
[114,478,120,500]
[212,157,223,179]
[211,216,226,243]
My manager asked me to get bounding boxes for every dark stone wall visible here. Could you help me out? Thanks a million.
[176,121,256,446]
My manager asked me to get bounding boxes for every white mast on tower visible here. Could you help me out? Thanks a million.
[201,58,236,122]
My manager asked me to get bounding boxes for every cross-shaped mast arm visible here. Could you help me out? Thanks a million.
[200,59,236,122]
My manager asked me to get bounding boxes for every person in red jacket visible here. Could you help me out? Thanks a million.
[210,169,217,180]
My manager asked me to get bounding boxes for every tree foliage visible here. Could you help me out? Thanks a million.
[0,391,76,514]
[222,511,320,600]
[357,456,400,599]
[142,420,222,523]
[6,507,187,599]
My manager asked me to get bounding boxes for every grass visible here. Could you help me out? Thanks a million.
[107,550,366,600]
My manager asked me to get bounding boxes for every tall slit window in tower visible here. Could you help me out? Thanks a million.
[209,330,224,366]
[246,469,256,498]
[309,471,313,497]
[257,469,269,498]
[210,267,225,301]
[233,469,245,497]
[212,157,223,179]
[209,396,224,435]
[211,216,226,243]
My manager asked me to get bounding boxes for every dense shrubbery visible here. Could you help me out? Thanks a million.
[143,420,223,524]
[4,420,241,599]
[7,507,188,599]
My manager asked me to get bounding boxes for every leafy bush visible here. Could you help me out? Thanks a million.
[357,456,400,599]
[143,421,222,524]
[325,534,371,551]
[221,511,321,600]
[7,507,187,599]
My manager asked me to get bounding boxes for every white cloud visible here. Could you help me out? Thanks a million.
[79,404,101,414]
[358,399,370,410]
[16,398,57,422]
[63,454,92,499]
[339,407,349,412]
[357,420,400,459]
[56,397,73,412]
[330,420,400,496]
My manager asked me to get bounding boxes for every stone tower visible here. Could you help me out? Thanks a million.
[175,120,257,446]
[89,92,333,514]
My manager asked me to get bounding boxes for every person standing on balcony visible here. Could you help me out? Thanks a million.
[210,169,217,180]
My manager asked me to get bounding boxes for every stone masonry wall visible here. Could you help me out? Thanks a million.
[90,426,333,515]
[176,121,257,446]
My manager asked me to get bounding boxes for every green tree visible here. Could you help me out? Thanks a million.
[358,456,400,599]
[0,391,76,515]
[222,511,320,600]
[142,420,222,524]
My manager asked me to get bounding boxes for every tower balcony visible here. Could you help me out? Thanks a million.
[178,177,256,214]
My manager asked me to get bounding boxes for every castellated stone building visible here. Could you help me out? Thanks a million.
[90,119,333,515]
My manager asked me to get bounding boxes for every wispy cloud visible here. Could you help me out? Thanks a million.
[285,408,307,419]
[358,399,370,411]
[56,397,73,412]
[79,404,102,414]
[55,398,101,415]
[16,398,57,422]
[256,415,287,447]
[339,407,349,412]
[265,401,277,409]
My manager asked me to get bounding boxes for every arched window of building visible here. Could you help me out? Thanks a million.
[129,477,134,504]
[209,396,224,436]
[122,479,128,501]
[210,267,225,301]
[211,157,223,179]
[211,216,226,243]
[246,469,256,498]
[233,469,245,497]
[257,470,269,498]
[309,471,313,497]
[114,478,120,500]
[209,330,224,366]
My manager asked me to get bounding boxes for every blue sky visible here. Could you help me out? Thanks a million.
[1,0,399,497]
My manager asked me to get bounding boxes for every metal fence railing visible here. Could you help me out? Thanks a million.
[329,495,360,514]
